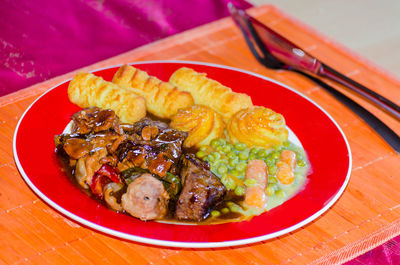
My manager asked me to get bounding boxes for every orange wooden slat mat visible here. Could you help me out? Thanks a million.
[1,5,400,264]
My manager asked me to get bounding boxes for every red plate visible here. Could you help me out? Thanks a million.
[13,61,351,248]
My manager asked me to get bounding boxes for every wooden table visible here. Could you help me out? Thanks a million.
[1,5,400,264]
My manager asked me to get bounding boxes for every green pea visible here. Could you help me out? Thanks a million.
[229,157,239,167]
[212,152,221,160]
[275,189,286,198]
[227,151,237,160]
[249,147,259,155]
[215,157,228,166]
[206,154,215,162]
[238,151,249,161]
[221,174,237,190]
[215,157,229,166]
[221,145,231,153]
[257,149,269,159]
[229,169,240,177]
[196,150,207,159]
[268,176,278,184]
[211,210,221,217]
[266,186,275,196]
[234,142,247,151]
[234,186,245,196]
[217,164,228,175]
[265,156,275,167]
[221,207,230,214]
[283,141,291,148]
[271,151,281,160]
[227,202,243,213]
[210,139,220,148]
[297,159,306,167]
[249,153,257,160]
[268,164,278,176]
[235,162,247,172]
[244,178,257,187]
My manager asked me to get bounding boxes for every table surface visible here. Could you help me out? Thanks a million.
[1,5,400,265]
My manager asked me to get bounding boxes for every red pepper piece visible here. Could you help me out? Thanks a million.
[90,164,122,198]
[90,174,109,199]
[95,164,121,183]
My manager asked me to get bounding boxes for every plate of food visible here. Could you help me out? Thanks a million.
[13,61,351,248]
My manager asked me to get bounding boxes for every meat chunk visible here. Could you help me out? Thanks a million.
[175,154,226,221]
[155,126,188,175]
[115,117,187,177]
[125,117,170,134]
[71,107,122,135]
[75,147,108,188]
[59,132,119,160]
[121,173,169,220]
[63,138,90,159]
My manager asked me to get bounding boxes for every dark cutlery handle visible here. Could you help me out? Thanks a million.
[319,63,400,121]
[292,69,400,154]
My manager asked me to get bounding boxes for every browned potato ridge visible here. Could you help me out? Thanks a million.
[169,67,253,122]
[112,64,194,119]
[68,72,146,124]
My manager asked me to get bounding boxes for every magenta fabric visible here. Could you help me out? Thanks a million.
[0,0,251,96]
[344,237,400,265]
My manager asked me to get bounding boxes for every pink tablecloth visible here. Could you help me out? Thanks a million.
[0,0,251,96]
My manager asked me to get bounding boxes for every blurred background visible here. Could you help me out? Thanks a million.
[250,0,400,78]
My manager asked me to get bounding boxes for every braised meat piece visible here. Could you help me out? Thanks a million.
[115,117,187,177]
[71,107,122,135]
[175,154,226,221]
[55,131,120,186]
[74,147,108,189]
[60,132,121,159]
[121,173,169,220]
[156,127,188,173]
[62,138,90,159]
[125,117,170,134]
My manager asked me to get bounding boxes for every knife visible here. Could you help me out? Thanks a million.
[229,4,400,121]
[229,3,400,153]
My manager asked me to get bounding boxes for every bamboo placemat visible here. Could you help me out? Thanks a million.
[1,5,400,264]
